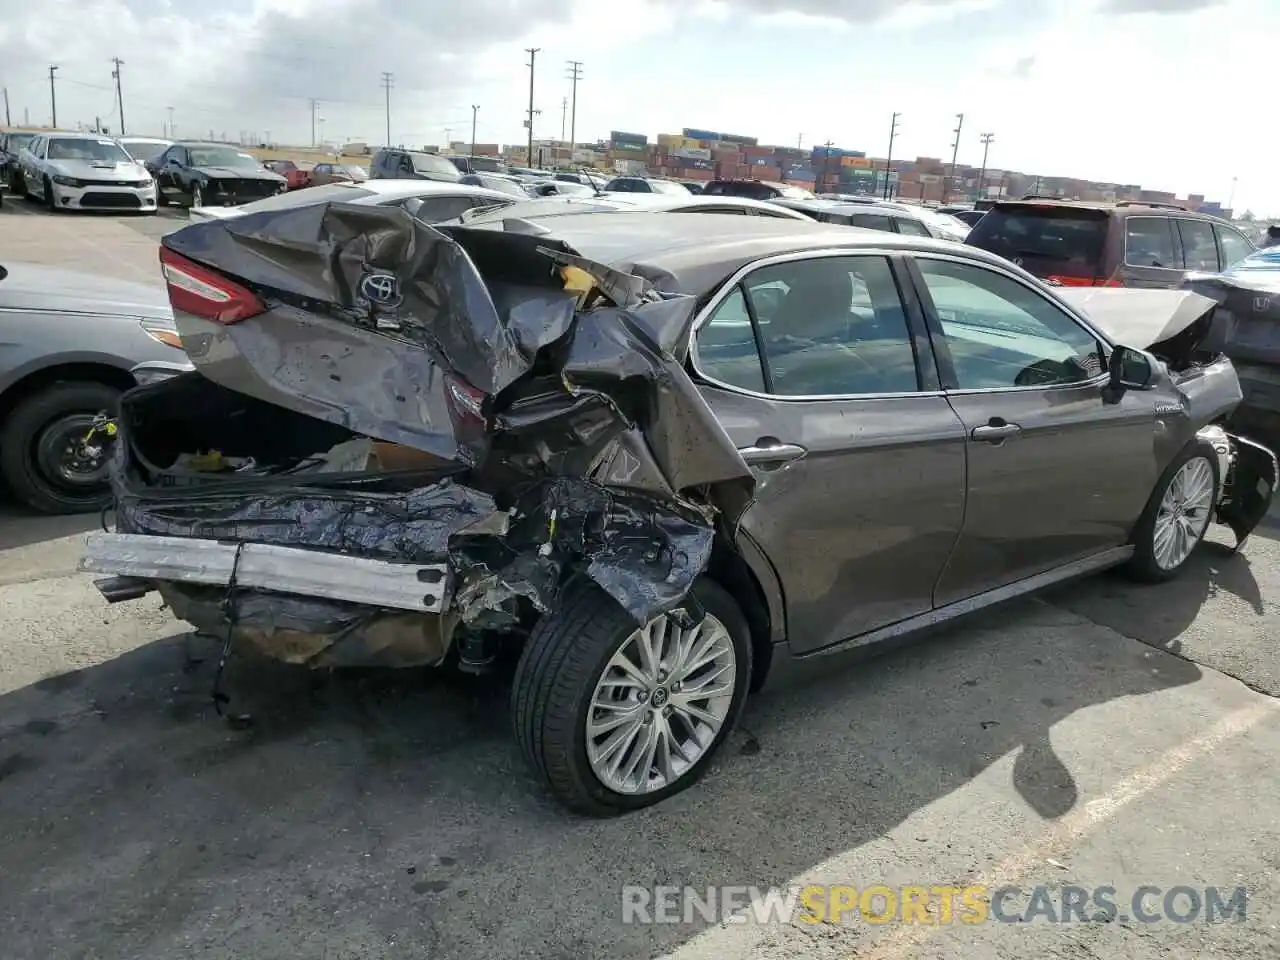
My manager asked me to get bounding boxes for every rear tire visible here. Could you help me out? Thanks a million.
[1124,440,1219,583]
[512,578,752,816]
[0,382,122,514]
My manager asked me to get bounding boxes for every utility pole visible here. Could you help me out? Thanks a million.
[821,139,834,194]
[883,112,900,200]
[470,105,479,159]
[48,65,59,128]
[2,88,9,127]
[976,132,994,202]
[111,57,125,135]
[309,99,319,146]
[948,112,963,202]
[380,72,394,145]
[560,96,568,142]
[565,60,582,148]
[525,48,540,166]
[167,106,175,139]
[797,132,804,149]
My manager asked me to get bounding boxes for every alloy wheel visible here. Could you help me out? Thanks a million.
[585,611,737,795]
[1153,456,1215,571]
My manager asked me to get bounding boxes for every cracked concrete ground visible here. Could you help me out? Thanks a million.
[0,208,1277,960]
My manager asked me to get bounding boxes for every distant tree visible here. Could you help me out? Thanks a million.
[1239,209,1255,221]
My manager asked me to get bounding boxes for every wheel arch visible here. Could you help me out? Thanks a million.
[706,530,785,692]
[0,359,135,428]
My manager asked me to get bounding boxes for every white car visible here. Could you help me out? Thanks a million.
[454,192,817,224]
[17,133,157,213]
[187,179,518,223]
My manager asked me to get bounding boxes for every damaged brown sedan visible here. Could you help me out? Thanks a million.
[82,205,1277,815]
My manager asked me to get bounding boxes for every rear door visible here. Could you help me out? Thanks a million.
[907,253,1159,604]
[966,202,1110,285]
[1175,218,1223,273]
[1117,215,1185,288]
[691,250,968,653]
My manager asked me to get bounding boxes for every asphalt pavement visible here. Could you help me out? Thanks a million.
[0,201,1278,960]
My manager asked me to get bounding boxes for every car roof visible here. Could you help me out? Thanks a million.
[173,141,246,149]
[457,210,997,297]
[710,178,790,188]
[347,178,515,202]
[457,192,814,223]
[774,198,918,217]
[118,136,171,143]
[990,198,1233,225]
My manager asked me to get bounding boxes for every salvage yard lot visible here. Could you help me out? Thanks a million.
[1,205,1279,960]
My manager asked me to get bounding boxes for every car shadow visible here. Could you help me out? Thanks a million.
[0,502,101,551]
[0,595,1204,959]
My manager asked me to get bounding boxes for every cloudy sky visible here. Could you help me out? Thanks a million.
[1,0,1273,212]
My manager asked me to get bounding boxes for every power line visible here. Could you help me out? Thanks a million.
[565,59,582,149]
[111,58,125,135]
[525,48,540,165]
[380,72,393,145]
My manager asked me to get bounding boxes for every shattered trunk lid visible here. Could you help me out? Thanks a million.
[113,202,756,642]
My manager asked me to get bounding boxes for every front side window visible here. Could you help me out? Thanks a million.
[410,195,510,222]
[697,256,919,397]
[186,147,261,170]
[1214,224,1253,269]
[1177,219,1220,272]
[915,257,1104,390]
[1124,216,1179,269]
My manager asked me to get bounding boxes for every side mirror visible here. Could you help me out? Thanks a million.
[1102,344,1156,404]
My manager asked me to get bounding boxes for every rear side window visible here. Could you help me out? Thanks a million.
[848,213,894,232]
[1124,217,1179,269]
[966,206,1108,278]
[1215,224,1254,268]
[894,217,931,237]
[1177,219,1219,272]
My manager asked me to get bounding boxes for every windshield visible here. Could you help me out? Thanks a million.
[649,180,691,196]
[229,183,376,213]
[47,138,132,163]
[187,147,263,169]
[120,140,169,163]
[409,152,461,178]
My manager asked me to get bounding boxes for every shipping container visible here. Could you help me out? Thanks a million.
[682,128,720,142]
[673,146,712,160]
[657,133,693,149]
[610,130,648,146]
[609,140,647,153]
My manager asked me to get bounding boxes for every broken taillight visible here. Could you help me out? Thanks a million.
[158,247,267,324]
[444,372,487,427]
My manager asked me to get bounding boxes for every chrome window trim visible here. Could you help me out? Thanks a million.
[909,250,1114,396]
[689,247,943,403]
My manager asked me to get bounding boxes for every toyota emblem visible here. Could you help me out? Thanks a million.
[360,272,402,307]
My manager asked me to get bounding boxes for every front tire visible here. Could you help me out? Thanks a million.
[191,183,204,208]
[0,382,122,514]
[512,579,752,816]
[42,177,60,213]
[1124,441,1219,583]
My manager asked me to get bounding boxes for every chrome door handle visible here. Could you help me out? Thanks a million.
[971,422,1021,443]
[738,441,807,464]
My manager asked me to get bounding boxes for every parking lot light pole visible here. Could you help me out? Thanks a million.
[48,65,59,128]
[470,105,479,159]
[883,112,900,200]
[111,58,125,135]
[525,48,540,166]
[380,72,394,146]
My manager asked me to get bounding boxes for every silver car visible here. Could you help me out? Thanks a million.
[17,134,157,213]
[116,136,174,167]
[186,178,518,224]
[0,261,185,513]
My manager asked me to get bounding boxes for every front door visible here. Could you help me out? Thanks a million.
[692,251,968,654]
[907,254,1160,605]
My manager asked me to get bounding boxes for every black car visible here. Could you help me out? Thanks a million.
[147,142,287,208]
[448,155,509,176]
[370,148,462,183]
[1,130,39,193]
[937,205,986,227]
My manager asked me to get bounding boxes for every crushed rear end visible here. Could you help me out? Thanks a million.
[81,202,755,669]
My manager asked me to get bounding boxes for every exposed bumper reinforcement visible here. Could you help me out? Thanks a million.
[79,532,449,613]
